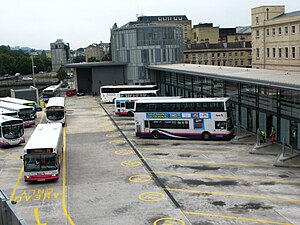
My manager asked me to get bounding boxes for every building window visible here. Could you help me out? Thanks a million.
[241,60,244,66]
[279,48,282,58]
[266,29,269,36]
[267,48,270,58]
[272,28,276,35]
[285,47,288,58]
[256,48,260,58]
[292,47,295,58]
[212,53,215,58]
[223,60,226,66]
[229,52,232,57]
[235,52,238,57]
[217,53,220,58]
[256,17,259,24]
[223,52,226,57]
[185,54,189,59]
[278,27,282,35]
[256,30,259,37]
[235,60,238,66]
[241,52,244,56]
[285,27,288,34]
[273,48,276,58]
[217,61,221,66]
[211,60,215,65]
[292,26,296,34]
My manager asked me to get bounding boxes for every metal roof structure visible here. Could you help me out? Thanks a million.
[147,64,300,90]
[65,62,126,69]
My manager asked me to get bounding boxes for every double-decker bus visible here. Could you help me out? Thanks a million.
[45,97,66,125]
[115,96,181,117]
[0,101,35,127]
[134,97,234,140]
[0,116,25,147]
[119,90,158,98]
[42,85,61,103]
[0,97,37,117]
[22,123,63,182]
[0,108,18,118]
[100,85,157,103]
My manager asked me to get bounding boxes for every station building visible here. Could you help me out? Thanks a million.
[147,63,300,150]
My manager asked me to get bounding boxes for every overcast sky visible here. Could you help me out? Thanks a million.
[1,0,299,50]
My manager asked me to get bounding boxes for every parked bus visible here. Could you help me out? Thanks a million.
[100,85,157,103]
[22,123,63,182]
[45,97,66,125]
[0,101,35,127]
[0,116,25,147]
[134,97,234,140]
[42,85,60,103]
[0,108,18,118]
[0,97,37,117]
[115,96,181,117]
[119,90,158,98]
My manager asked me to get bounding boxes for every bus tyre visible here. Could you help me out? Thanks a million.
[152,131,160,139]
[128,111,134,117]
[202,132,211,140]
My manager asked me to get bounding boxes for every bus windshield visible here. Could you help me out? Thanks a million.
[2,124,24,139]
[18,109,34,121]
[24,154,57,172]
[46,110,64,121]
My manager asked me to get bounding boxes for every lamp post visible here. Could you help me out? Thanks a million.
[31,55,36,87]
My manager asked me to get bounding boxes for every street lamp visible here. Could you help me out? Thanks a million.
[31,55,36,87]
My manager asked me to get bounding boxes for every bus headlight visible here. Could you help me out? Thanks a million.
[26,176,30,179]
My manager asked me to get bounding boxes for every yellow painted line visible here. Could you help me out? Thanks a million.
[144,157,271,168]
[10,166,23,201]
[183,211,293,225]
[165,188,300,203]
[62,126,75,225]
[34,208,46,225]
[156,171,300,185]
[0,157,20,160]
[153,217,185,225]
[140,147,241,154]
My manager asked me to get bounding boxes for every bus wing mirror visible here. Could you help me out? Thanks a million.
[20,156,23,159]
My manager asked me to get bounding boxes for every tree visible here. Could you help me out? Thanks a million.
[73,55,85,63]
[56,67,67,81]
[88,57,98,62]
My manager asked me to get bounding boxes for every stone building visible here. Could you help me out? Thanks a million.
[50,39,70,72]
[251,6,300,71]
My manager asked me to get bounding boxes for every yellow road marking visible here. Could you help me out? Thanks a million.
[144,157,271,168]
[165,188,300,203]
[34,208,46,225]
[129,174,152,183]
[0,157,21,160]
[138,192,165,202]
[9,166,23,201]
[120,160,142,167]
[183,211,293,225]
[156,171,300,184]
[114,150,133,155]
[62,126,75,225]
[140,147,241,154]
[153,217,185,225]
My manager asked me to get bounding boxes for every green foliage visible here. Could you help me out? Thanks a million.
[0,45,52,75]
[88,57,98,62]
[56,67,67,81]
[73,55,86,63]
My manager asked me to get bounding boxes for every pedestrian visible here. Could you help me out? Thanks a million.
[269,125,275,143]
[260,130,267,143]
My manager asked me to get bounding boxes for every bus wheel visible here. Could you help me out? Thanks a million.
[128,111,134,117]
[152,131,160,139]
[202,132,211,140]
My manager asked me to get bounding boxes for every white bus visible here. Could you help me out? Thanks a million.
[115,96,181,117]
[0,97,37,117]
[0,116,25,147]
[0,101,35,127]
[134,97,234,140]
[0,108,18,118]
[119,90,158,98]
[100,85,157,103]
[42,84,61,103]
[45,97,66,125]
[22,123,63,182]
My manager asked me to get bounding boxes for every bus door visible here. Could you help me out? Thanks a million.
[144,120,151,133]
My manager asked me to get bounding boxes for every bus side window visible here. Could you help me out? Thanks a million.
[215,121,226,129]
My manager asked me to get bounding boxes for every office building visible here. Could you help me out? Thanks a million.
[111,21,184,84]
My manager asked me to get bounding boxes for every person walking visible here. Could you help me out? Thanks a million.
[260,130,267,143]
[269,125,275,143]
